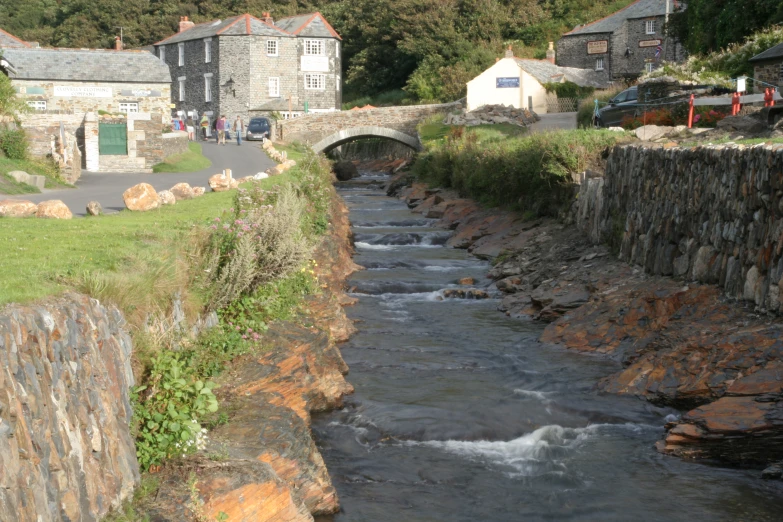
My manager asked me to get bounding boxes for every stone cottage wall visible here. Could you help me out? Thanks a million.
[557,32,614,82]
[753,61,782,93]
[20,112,85,182]
[0,293,138,522]
[576,144,783,313]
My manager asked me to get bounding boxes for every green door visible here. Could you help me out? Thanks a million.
[99,123,127,155]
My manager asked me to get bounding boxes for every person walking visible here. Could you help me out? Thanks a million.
[234,115,244,146]
[186,117,195,141]
[199,114,209,141]
[216,115,226,145]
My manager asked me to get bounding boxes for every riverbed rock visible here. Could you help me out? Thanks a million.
[458,277,476,285]
[123,183,160,211]
[35,199,72,219]
[0,199,37,217]
[333,161,358,181]
[442,288,490,299]
[158,190,176,205]
[192,186,206,197]
[86,200,103,215]
[169,182,194,200]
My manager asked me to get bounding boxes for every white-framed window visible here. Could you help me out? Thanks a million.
[305,73,325,90]
[26,100,46,111]
[645,20,656,35]
[178,42,185,66]
[645,62,655,73]
[283,112,303,119]
[119,102,139,113]
[204,38,211,63]
[595,58,604,71]
[336,75,341,91]
[304,39,324,56]
[159,45,165,62]
[336,42,340,59]
[178,76,186,102]
[267,40,278,56]
[204,73,213,102]
[268,76,280,97]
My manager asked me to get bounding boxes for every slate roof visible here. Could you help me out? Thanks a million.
[156,14,289,45]
[0,28,31,48]
[515,59,612,89]
[564,0,670,36]
[2,48,172,83]
[749,43,783,63]
[275,12,341,39]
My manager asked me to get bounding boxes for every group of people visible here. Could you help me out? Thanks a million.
[174,114,245,146]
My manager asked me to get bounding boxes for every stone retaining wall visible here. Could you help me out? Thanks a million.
[0,293,138,521]
[162,131,189,159]
[576,143,783,312]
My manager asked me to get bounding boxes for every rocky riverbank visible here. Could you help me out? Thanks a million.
[385,168,783,476]
[145,192,361,521]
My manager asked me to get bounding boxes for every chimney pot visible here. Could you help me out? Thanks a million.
[179,16,195,33]
[546,41,556,64]
[262,12,274,24]
[504,45,514,58]
[114,36,122,51]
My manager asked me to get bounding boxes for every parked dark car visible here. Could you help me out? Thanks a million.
[246,117,271,140]
[596,86,639,127]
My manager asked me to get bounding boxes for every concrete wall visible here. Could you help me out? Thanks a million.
[576,144,783,313]
[0,293,138,522]
[13,79,171,124]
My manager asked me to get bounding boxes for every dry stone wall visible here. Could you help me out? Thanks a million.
[576,143,783,313]
[0,293,138,521]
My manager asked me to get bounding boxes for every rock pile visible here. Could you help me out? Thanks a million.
[122,181,206,212]
[444,104,540,127]
[0,198,72,219]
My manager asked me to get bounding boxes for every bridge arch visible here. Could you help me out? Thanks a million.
[311,126,422,154]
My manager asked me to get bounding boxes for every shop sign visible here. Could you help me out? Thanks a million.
[53,85,112,98]
[587,40,608,54]
[496,77,520,88]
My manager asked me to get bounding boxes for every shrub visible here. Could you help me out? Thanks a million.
[620,108,675,129]
[544,81,595,100]
[577,87,624,128]
[0,129,28,160]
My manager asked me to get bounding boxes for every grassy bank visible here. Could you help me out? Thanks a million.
[414,126,631,216]
[152,142,212,173]
[0,156,74,194]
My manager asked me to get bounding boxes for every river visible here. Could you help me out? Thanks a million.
[312,171,783,521]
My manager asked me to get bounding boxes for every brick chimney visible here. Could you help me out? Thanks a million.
[114,36,122,51]
[546,42,555,64]
[504,45,514,58]
[179,16,195,33]
[261,12,274,24]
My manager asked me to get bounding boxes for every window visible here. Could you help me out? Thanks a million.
[268,77,280,97]
[267,40,278,56]
[178,76,185,102]
[304,39,324,56]
[305,73,325,90]
[204,73,213,102]
[119,102,138,113]
[178,43,184,66]
[204,39,211,63]
[645,62,655,73]
[159,45,165,62]
[595,57,604,71]
[645,20,656,34]
[336,75,341,91]
[336,43,340,59]
[26,100,46,111]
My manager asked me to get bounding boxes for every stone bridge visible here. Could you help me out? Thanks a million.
[275,102,461,153]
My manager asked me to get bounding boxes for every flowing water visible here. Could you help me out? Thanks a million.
[313,171,783,521]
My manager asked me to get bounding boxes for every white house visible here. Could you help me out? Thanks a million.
[467,48,612,112]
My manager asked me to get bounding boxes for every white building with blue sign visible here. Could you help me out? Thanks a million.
[466,48,612,112]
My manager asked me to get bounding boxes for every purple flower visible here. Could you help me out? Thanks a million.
[210,225,217,230]
[214,217,221,222]
[223,224,230,230]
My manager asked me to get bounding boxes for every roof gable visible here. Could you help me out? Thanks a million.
[2,48,171,84]
[750,42,783,63]
[0,28,31,48]
[563,0,669,37]
[275,12,341,40]
[515,58,612,89]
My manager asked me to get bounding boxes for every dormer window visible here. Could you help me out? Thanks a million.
[645,20,656,34]
[305,40,324,56]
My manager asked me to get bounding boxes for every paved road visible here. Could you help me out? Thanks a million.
[530,112,578,132]
[13,139,275,216]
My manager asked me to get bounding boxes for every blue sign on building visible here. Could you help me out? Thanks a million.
[496,77,520,88]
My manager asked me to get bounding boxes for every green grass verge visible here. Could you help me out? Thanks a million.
[0,156,74,194]
[152,142,212,173]
[420,123,528,145]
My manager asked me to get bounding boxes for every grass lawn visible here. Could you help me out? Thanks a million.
[0,172,290,306]
[152,142,212,173]
[0,156,74,195]
[419,123,527,145]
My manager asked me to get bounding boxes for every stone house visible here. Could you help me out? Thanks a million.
[749,43,783,92]
[154,12,341,130]
[466,49,611,113]
[0,42,176,174]
[557,0,685,81]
